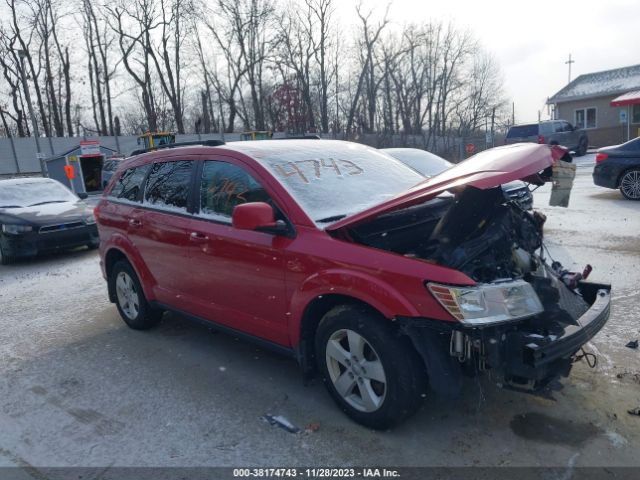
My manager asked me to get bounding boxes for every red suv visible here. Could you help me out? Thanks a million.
[96,140,610,429]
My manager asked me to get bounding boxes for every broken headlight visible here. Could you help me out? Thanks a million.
[427,279,544,326]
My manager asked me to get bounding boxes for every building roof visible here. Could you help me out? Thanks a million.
[548,64,640,104]
[610,89,640,107]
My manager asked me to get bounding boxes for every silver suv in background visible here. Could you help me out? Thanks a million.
[505,120,588,156]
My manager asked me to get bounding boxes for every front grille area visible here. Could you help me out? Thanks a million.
[39,222,85,234]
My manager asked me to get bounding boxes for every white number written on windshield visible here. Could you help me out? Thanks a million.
[273,158,363,184]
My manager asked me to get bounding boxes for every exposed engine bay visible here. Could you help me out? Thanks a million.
[348,185,610,393]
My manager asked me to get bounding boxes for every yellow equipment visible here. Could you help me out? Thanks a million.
[137,132,176,150]
[240,131,273,141]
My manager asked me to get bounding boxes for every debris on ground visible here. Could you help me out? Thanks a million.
[261,414,300,433]
[616,372,640,384]
[625,340,638,349]
[628,407,640,417]
[305,422,321,433]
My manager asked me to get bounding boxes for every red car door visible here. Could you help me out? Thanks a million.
[184,159,291,345]
[98,164,151,246]
[133,159,195,309]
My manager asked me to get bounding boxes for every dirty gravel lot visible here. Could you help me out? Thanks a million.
[1,155,639,475]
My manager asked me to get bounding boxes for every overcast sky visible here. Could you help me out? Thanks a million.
[338,0,639,124]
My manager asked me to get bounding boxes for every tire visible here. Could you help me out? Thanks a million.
[576,138,588,157]
[619,169,640,200]
[0,242,15,265]
[109,260,163,329]
[315,305,427,430]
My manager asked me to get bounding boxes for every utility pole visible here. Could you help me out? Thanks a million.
[17,49,46,176]
[565,54,575,84]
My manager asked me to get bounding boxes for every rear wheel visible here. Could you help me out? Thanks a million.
[109,260,163,329]
[315,305,427,429]
[620,169,640,200]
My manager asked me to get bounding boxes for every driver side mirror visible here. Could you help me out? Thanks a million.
[232,202,288,235]
[78,192,88,200]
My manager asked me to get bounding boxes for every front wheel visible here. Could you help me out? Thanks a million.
[315,305,427,429]
[0,242,15,265]
[620,169,640,200]
[109,260,163,329]
[576,138,588,157]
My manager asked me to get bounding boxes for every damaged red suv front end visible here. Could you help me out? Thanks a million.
[97,140,610,429]
[324,142,610,396]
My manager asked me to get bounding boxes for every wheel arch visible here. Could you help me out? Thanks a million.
[296,293,395,378]
[616,165,640,188]
[104,243,156,303]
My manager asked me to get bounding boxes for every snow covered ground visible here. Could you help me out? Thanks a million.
[0,162,639,475]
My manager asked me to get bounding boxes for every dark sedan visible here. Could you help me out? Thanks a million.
[381,148,534,209]
[0,177,99,264]
[593,137,640,200]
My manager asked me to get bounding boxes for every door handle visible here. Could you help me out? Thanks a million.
[129,218,142,228]
[189,231,209,242]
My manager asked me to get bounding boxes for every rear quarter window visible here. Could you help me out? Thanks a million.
[507,125,539,138]
[143,161,193,212]
[109,165,151,202]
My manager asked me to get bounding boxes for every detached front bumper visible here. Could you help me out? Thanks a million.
[497,282,610,386]
[399,281,611,396]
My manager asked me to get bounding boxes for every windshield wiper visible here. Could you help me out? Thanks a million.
[316,214,347,223]
[27,200,68,207]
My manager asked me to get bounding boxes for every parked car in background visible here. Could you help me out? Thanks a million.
[0,178,99,264]
[382,147,534,210]
[505,120,588,156]
[593,136,640,200]
[101,158,124,189]
[96,140,610,429]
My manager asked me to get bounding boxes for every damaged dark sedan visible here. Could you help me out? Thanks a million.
[96,140,610,429]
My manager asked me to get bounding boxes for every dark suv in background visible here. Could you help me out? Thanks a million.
[505,120,588,156]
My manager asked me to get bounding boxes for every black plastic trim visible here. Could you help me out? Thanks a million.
[151,301,297,360]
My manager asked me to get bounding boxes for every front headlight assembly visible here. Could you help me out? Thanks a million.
[2,224,33,234]
[83,213,97,225]
[427,279,544,326]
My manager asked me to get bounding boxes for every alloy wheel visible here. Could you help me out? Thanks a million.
[620,170,640,200]
[115,271,140,320]
[325,329,387,413]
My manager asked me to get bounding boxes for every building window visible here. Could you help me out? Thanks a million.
[575,107,597,129]
[633,104,640,124]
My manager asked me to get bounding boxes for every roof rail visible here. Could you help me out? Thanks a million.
[281,134,321,140]
[129,139,225,157]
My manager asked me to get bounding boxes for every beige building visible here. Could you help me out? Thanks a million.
[548,64,640,147]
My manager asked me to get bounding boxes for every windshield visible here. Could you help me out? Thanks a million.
[245,142,424,224]
[383,149,453,177]
[0,180,77,208]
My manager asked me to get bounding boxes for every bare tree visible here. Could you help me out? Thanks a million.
[106,0,163,132]
[82,0,118,136]
[345,2,389,135]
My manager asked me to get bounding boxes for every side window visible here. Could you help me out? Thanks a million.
[553,122,564,133]
[539,123,552,135]
[198,161,272,221]
[110,165,150,202]
[143,161,193,212]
